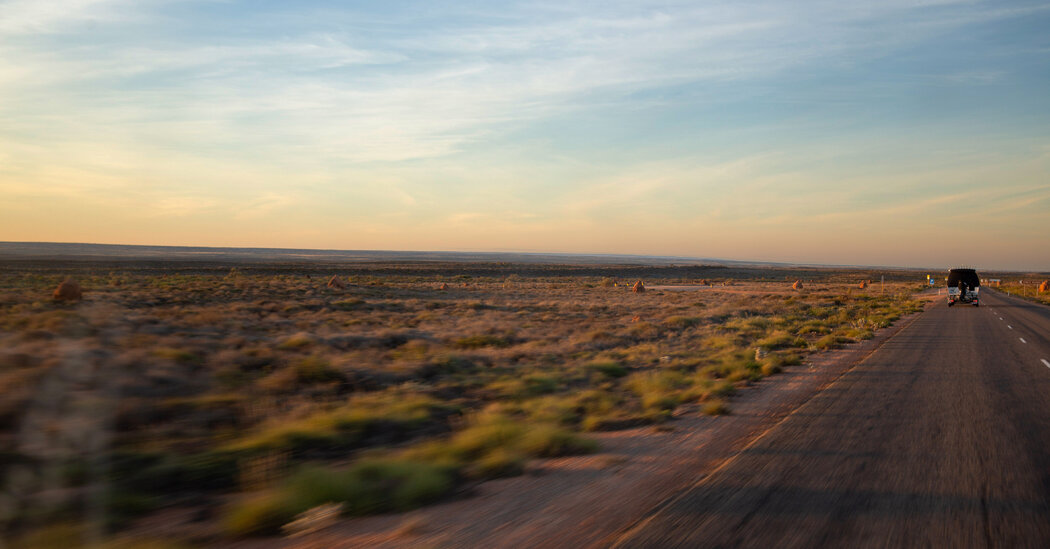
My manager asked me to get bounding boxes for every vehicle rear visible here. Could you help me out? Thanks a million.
[947,268,980,307]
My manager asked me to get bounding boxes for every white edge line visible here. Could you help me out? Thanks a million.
[1042,359,1050,368]
[1020,338,1027,344]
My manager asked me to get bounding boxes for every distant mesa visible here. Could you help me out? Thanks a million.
[53,278,82,301]
[327,275,346,289]
[632,280,645,293]
[1040,280,1049,293]
[792,279,804,290]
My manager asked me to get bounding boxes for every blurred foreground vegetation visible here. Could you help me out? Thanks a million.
[0,261,926,545]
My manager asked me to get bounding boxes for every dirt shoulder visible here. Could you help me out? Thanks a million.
[248,293,937,549]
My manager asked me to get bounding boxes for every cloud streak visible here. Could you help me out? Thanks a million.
[5,0,1038,163]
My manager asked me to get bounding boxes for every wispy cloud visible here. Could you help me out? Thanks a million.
[233,193,297,220]
[0,0,135,34]
[4,0,1038,166]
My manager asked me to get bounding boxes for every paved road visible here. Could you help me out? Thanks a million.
[613,289,1050,548]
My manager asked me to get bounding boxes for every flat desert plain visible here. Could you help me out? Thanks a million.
[0,260,925,547]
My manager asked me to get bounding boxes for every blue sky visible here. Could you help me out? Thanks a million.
[2,0,1049,270]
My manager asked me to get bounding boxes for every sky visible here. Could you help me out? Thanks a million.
[1,0,1049,271]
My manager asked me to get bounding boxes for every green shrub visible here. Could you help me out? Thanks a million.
[755,331,796,350]
[641,393,678,412]
[402,411,596,479]
[586,361,628,378]
[814,334,846,350]
[473,447,527,478]
[446,414,524,460]
[224,459,456,537]
[284,460,454,515]
[711,380,737,397]
[517,423,598,457]
[844,328,874,341]
[451,334,510,349]
[523,395,580,425]
[627,370,692,413]
[491,374,561,399]
[224,492,299,537]
[225,393,451,455]
[293,356,344,383]
[574,389,624,420]
[795,321,831,336]
[522,375,559,395]
[761,363,782,376]
[662,315,702,329]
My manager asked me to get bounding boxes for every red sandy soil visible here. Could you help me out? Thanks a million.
[228,294,937,549]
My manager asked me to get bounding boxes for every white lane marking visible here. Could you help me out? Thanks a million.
[1008,325,1013,329]
[1019,338,1027,344]
[1042,359,1050,368]
[999,317,1003,320]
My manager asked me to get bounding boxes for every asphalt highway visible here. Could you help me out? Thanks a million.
[613,289,1050,548]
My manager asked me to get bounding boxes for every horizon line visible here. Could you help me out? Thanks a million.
[3,240,1042,274]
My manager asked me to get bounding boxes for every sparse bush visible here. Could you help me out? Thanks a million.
[761,362,782,376]
[814,334,846,350]
[517,423,598,457]
[224,491,299,537]
[225,459,456,536]
[662,315,702,329]
[586,361,628,378]
[403,411,595,479]
[755,331,797,350]
[293,356,344,384]
[451,334,510,349]
[225,393,452,456]
[702,399,729,416]
[626,322,660,340]
[474,447,527,478]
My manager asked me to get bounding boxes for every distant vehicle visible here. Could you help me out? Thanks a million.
[947,268,980,307]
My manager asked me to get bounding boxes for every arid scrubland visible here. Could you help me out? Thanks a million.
[0,262,925,546]
[999,280,1050,306]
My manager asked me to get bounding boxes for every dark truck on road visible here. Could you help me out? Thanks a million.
[947,268,980,307]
